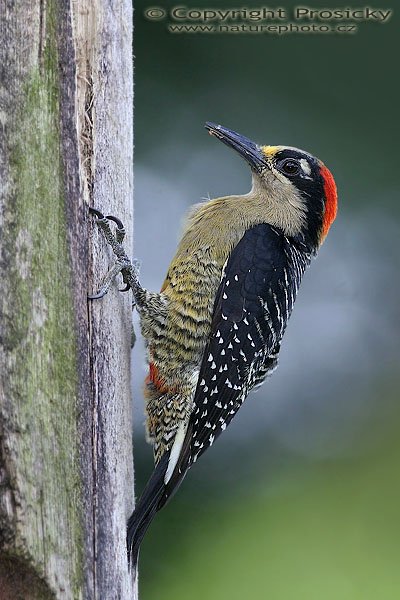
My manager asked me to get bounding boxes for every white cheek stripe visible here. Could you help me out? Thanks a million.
[299,158,311,176]
[164,422,187,484]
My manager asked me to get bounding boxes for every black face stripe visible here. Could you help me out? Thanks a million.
[273,149,318,176]
[273,149,325,250]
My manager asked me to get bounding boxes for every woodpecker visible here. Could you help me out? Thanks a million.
[89,122,338,573]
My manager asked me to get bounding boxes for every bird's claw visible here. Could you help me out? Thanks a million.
[88,206,139,301]
[87,289,108,300]
[89,207,104,219]
[89,207,126,243]
[119,284,131,293]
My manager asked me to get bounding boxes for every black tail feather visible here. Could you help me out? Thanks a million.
[127,453,170,571]
[128,425,194,573]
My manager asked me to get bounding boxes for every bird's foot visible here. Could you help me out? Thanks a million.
[88,207,141,303]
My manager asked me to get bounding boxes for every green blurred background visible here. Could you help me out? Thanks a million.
[132,1,400,597]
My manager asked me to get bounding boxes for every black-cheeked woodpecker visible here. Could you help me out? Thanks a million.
[89,122,338,574]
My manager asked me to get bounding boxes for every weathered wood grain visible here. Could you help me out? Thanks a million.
[0,1,135,598]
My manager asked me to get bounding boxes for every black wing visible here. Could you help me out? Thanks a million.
[166,223,311,492]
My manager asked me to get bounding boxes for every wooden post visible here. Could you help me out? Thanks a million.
[0,1,135,598]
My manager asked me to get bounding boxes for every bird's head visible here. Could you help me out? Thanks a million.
[206,122,337,252]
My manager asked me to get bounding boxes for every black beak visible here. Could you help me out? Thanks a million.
[205,122,265,172]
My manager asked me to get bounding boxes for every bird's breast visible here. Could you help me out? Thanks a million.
[151,247,223,387]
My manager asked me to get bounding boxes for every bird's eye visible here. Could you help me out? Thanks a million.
[277,159,301,177]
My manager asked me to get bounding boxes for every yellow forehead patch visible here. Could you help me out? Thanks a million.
[260,145,280,158]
